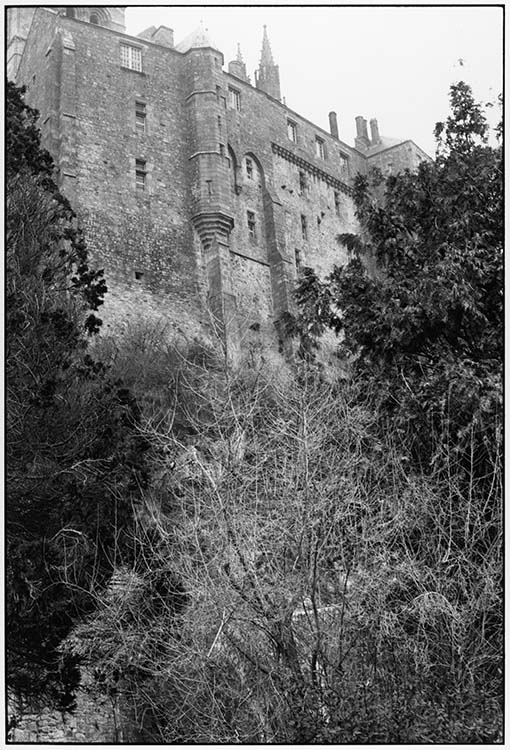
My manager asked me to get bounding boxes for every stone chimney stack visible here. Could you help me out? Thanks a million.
[370,118,381,145]
[329,111,339,139]
[354,115,370,151]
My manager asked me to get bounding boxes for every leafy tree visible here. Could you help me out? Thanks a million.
[292,82,502,487]
[6,83,146,707]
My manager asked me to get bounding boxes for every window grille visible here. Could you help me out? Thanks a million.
[121,44,142,72]
[135,159,146,190]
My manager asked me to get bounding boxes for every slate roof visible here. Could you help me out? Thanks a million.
[175,22,219,53]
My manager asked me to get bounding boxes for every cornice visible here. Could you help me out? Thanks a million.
[271,143,353,196]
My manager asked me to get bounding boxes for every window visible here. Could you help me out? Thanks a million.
[287,119,297,142]
[121,44,142,72]
[315,136,326,159]
[135,101,146,133]
[90,12,99,24]
[301,214,308,241]
[134,271,144,281]
[228,87,241,111]
[66,8,75,18]
[295,248,302,270]
[334,191,340,216]
[299,171,307,194]
[246,157,254,179]
[247,211,256,239]
[219,143,225,156]
[217,115,222,133]
[135,159,146,191]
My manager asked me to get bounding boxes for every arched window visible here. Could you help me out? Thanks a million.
[90,12,99,25]
[66,8,76,18]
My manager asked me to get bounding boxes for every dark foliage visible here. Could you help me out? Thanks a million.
[6,83,146,707]
[292,82,502,480]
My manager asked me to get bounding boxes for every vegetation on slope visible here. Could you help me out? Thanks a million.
[7,80,502,743]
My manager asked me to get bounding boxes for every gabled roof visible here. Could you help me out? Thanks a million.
[175,22,219,53]
[365,135,403,155]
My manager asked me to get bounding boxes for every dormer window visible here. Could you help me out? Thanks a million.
[315,136,326,160]
[287,120,297,142]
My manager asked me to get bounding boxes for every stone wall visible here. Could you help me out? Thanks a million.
[8,687,120,743]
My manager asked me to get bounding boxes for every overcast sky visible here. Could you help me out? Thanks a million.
[125,4,503,157]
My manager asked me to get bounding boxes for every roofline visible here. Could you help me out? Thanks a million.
[366,139,433,161]
[223,68,358,159]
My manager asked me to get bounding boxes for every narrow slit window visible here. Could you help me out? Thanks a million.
[247,210,256,239]
[135,159,146,191]
[315,136,326,159]
[135,101,146,133]
[334,191,340,216]
[246,157,254,179]
[295,248,302,270]
[301,214,308,241]
[299,171,307,194]
[228,87,241,111]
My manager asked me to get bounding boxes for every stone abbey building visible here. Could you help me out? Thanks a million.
[8,6,431,366]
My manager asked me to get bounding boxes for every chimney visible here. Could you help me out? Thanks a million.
[370,118,381,145]
[329,111,339,139]
[354,115,370,151]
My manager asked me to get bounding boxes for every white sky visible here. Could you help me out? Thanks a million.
[124,4,503,157]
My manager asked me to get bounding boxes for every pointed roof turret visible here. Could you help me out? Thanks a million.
[175,20,221,53]
[255,25,281,101]
[228,42,249,82]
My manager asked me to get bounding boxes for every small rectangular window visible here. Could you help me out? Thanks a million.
[135,101,146,133]
[219,143,225,156]
[287,119,297,142]
[299,171,307,194]
[301,214,308,241]
[246,157,253,179]
[228,87,241,111]
[121,44,142,72]
[334,191,340,216]
[135,159,146,191]
[247,210,256,239]
[315,136,326,159]
[134,271,144,281]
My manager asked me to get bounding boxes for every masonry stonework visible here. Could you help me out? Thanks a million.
[9,5,431,367]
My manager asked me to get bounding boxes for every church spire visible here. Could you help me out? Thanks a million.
[259,25,274,66]
[255,25,281,101]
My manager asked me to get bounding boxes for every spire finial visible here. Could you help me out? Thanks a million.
[260,24,275,67]
[236,43,243,62]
